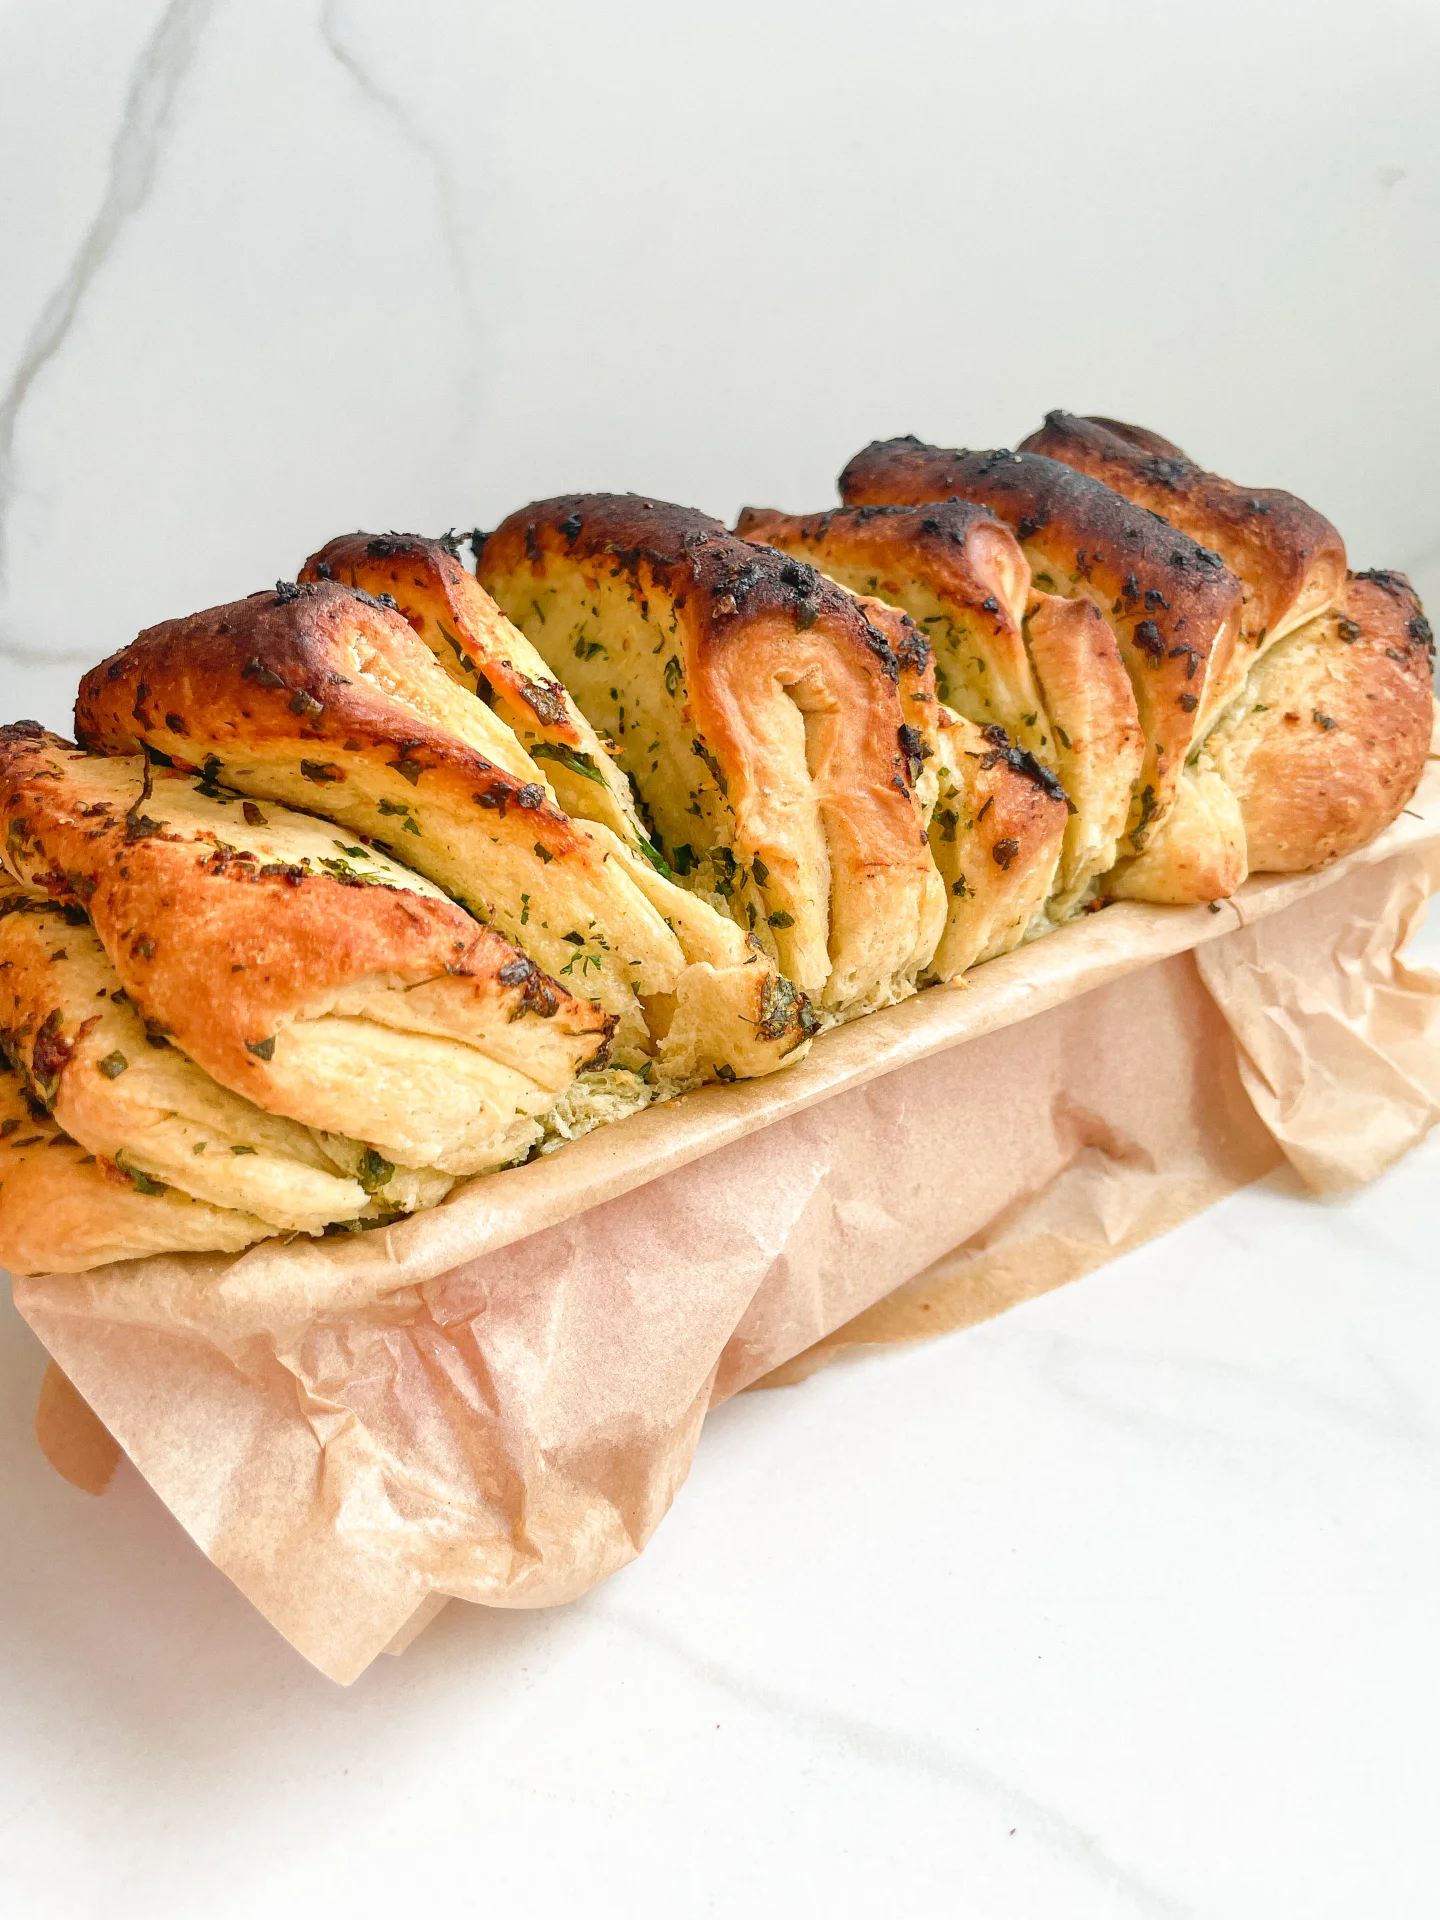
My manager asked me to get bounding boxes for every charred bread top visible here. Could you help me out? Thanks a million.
[837,438,1247,861]
[736,500,1140,913]
[1019,412,1347,650]
[481,495,948,1013]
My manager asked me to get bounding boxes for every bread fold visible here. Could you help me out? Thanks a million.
[301,533,651,849]
[735,501,1139,916]
[1203,571,1434,871]
[480,498,951,1016]
[0,880,449,1238]
[837,439,1247,902]
[0,727,612,1175]
[76,579,810,1081]
[923,710,1068,975]
[1018,416,1434,875]
[0,1063,272,1275]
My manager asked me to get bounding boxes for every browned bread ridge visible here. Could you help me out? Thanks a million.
[838,438,1250,901]
[0,726,611,1174]
[736,501,1141,914]
[300,533,649,846]
[1019,412,1347,651]
[75,579,812,1081]
[480,495,961,1014]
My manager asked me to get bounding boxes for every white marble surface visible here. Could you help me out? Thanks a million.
[3,1,1440,1913]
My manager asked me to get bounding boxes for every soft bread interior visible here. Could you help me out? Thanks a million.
[0,1064,273,1274]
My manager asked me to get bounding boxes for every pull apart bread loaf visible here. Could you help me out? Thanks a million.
[735,501,1143,919]
[75,572,811,1082]
[479,497,1070,1012]
[0,726,612,1209]
[1018,414,1436,872]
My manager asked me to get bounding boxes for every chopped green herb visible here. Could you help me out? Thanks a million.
[531,741,606,785]
[635,837,672,879]
[356,1146,395,1194]
[115,1152,166,1195]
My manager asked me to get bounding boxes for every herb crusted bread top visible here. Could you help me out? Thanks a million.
[481,495,951,1015]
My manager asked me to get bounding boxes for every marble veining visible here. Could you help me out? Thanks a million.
[595,1604,1191,1918]
[318,0,483,378]
[0,0,215,659]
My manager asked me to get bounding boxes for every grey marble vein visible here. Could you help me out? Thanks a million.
[597,1604,1193,1919]
[319,0,482,413]
[0,0,217,664]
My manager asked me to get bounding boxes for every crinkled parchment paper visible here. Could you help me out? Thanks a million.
[14,759,1440,1681]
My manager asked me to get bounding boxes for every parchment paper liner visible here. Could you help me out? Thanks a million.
[14,760,1440,1681]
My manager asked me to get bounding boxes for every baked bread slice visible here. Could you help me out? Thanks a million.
[736,502,1140,914]
[1017,417,1433,874]
[838,438,1250,902]
[0,1063,275,1274]
[0,727,612,1175]
[76,582,810,1081]
[924,710,1069,975]
[1202,570,1435,870]
[0,879,436,1233]
[479,497,950,1015]
[300,533,651,850]
[1019,412,1347,652]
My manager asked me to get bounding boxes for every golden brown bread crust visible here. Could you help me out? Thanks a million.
[1204,571,1435,870]
[837,439,1247,879]
[0,1066,268,1275]
[0,728,611,1170]
[1019,412,1347,650]
[735,500,1140,913]
[481,496,947,1012]
[0,881,428,1231]
[925,710,1068,974]
[75,581,810,1080]
[300,533,648,845]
